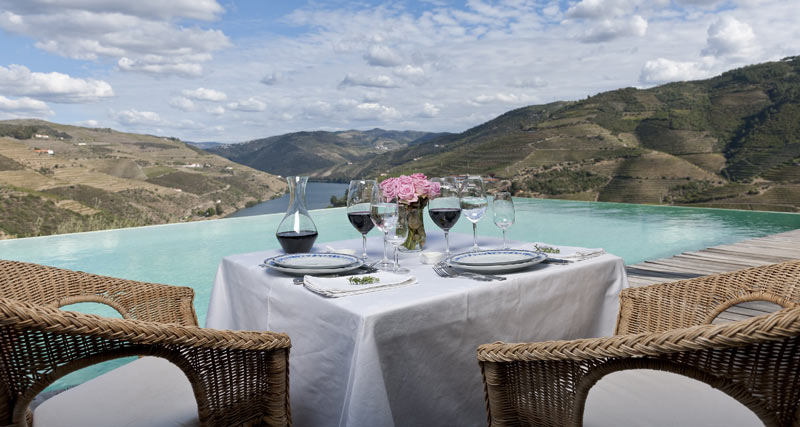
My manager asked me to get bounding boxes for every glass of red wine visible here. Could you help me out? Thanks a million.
[347,179,377,261]
[428,177,461,256]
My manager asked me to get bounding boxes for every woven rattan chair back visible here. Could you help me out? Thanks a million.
[478,260,800,427]
[0,260,291,427]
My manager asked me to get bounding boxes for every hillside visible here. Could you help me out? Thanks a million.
[0,120,285,238]
[346,56,800,212]
[208,129,449,180]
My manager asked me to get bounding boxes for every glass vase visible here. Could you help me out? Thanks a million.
[399,200,426,252]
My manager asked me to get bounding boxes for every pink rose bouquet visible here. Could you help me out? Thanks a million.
[378,173,440,250]
[379,173,440,204]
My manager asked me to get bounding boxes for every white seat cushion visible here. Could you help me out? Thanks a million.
[583,369,763,427]
[34,357,199,427]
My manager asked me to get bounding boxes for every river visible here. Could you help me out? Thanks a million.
[226,181,349,218]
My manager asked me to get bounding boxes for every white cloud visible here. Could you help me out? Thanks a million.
[0,3,230,78]
[471,93,532,104]
[340,73,399,88]
[206,105,225,115]
[113,109,164,126]
[7,0,224,21]
[353,102,401,121]
[227,98,266,112]
[393,65,427,84]
[419,102,440,118]
[702,16,757,59]
[566,0,639,19]
[639,58,711,84]
[0,64,113,103]
[117,58,204,78]
[76,119,100,127]
[181,87,227,102]
[0,95,53,115]
[169,96,197,112]
[364,45,404,67]
[581,15,648,42]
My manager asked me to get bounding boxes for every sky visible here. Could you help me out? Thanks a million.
[0,0,798,143]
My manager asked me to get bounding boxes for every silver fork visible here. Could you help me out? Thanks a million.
[433,263,503,281]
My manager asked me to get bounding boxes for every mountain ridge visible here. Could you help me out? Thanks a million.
[338,56,800,212]
[207,128,451,180]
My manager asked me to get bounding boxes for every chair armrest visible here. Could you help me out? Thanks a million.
[0,260,198,326]
[0,298,291,426]
[616,260,800,335]
[477,307,800,426]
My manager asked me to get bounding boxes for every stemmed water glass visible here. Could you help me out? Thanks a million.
[492,192,515,249]
[460,176,488,252]
[428,177,461,257]
[370,186,399,271]
[386,205,410,273]
[347,179,377,261]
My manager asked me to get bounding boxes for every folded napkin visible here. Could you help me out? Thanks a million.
[534,243,606,263]
[303,272,417,298]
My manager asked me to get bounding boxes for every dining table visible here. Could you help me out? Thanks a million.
[205,232,629,427]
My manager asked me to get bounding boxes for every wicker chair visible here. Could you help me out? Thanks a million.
[0,259,291,427]
[478,260,800,427]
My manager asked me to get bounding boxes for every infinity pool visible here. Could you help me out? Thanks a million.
[1,198,798,390]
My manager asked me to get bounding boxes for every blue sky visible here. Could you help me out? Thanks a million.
[0,0,798,142]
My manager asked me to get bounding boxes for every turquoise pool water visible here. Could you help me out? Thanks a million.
[1,198,798,390]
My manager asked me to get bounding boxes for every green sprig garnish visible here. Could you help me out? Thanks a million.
[534,244,560,254]
[348,276,380,285]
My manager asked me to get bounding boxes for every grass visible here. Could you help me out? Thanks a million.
[146,171,224,195]
[0,154,24,171]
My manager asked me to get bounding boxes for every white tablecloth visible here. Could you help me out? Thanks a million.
[206,233,628,427]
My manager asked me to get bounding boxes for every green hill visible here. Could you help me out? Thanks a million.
[0,120,285,238]
[207,129,450,180]
[347,56,800,212]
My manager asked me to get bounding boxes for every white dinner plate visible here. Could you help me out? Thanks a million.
[447,253,547,273]
[449,249,543,267]
[272,253,361,269]
[265,259,364,276]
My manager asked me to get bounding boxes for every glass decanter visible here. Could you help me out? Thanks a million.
[275,176,318,253]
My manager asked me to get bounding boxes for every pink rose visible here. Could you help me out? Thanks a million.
[397,181,417,203]
[380,178,398,200]
[429,181,441,197]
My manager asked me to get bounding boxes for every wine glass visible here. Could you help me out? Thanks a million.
[428,177,461,256]
[347,179,377,261]
[370,186,399,271]
[386,205,410,273]
[492,192,515,249]
[459,176,488,252]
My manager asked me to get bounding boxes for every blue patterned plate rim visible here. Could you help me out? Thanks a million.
[449,249,544,266]
[273,253,361,269]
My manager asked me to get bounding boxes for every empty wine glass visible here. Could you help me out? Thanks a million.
[347,180,377,261]
[460,176,488,252]
[386,205,410,273]
[428,177,461,256]
[370,186,399,271]
[493,192,515,249]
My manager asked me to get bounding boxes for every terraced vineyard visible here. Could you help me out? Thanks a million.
[0,120,285,238]
[341,56,800,213]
